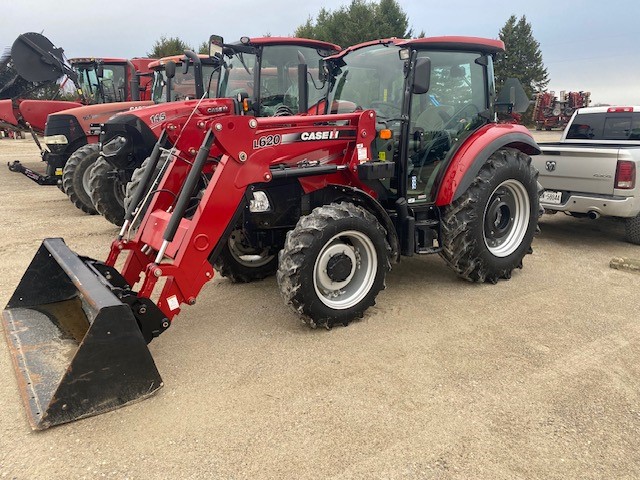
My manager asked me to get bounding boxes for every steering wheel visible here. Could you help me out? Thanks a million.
[443,103,480,131]
[369,101,402,118]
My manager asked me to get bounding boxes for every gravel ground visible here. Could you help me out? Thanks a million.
[0,134,639,479]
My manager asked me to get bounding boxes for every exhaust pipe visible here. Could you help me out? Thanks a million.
[588,211,600,220]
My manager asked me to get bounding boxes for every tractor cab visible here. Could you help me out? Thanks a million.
[216,37,340,117]
[70,58,154,104]
[324,38,503,206]
[149,54,220,103]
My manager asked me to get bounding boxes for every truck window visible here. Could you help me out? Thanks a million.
[567,112,640,140]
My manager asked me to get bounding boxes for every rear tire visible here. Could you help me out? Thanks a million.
[213,228,278,283]
[277,202,391,328]
[87,157,126,226]
[62,144,99,214]
[440,148,539,283]
[625,214,640,245]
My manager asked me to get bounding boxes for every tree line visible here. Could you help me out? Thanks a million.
[149,2,547,118]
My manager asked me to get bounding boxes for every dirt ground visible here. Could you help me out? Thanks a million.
[0,135,639,479]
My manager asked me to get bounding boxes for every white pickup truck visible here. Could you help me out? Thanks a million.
[533,106,640,244]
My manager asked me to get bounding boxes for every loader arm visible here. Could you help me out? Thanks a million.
[107,110,377,321]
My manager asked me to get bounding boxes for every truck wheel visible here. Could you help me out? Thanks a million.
[62,144,99,215]
[625,214,640,245]
[440,148,539,283]
[277,202,391,328]
[213,228,278,283]
[87,157,126,226]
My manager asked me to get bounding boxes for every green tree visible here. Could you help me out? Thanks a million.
[147,36,193,58]
[494,15,548,122]
[294,0,422,47]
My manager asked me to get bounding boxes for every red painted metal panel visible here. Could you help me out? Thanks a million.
[435,123,533,206]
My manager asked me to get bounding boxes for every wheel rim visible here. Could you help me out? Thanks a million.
[483,179,530,257]
[228,229,274,268]
[313,230,377,310]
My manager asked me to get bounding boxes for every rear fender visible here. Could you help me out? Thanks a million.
[435,124,540,206]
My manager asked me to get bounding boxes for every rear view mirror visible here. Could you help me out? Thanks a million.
[412,57,431,95]
[165,60,176,79]
[96,64,104,78]
[209,35,224,59]
[318,59,327,82]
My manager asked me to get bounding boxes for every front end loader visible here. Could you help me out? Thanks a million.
[3,36,541,429]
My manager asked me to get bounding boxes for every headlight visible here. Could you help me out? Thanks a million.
[101,135,128,157]
[43,134,68,145]
[249,191,271,213]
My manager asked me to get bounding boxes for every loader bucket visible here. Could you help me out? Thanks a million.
[2,238,162,430]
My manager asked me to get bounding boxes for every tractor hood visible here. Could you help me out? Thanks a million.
[100,98,240,170]
[47,100,154,138]
[19,100,83,132]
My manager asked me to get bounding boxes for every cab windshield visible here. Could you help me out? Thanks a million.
[75,63,127,104]
[151,64,219,103]
[327,43,405,118]
[218,44,334,116]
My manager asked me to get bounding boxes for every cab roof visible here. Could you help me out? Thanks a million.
[238,37,341,52]
[70,58,138,65]
[330,36,504,60]
[148,54,215,69]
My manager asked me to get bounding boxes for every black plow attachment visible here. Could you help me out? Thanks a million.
[2,238,162,430]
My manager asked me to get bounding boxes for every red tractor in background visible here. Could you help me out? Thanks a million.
[89,36,341,226]
[51,52,219,215]
[532,90,591,130]
[0,33,154,146]
[3,35,541,430]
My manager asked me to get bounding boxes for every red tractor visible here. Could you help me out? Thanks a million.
[51,52,219,214]
[1,32,154,174]
[3,36,541,430]
[87,37,341,226]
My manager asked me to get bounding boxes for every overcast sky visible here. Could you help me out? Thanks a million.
[2,0,638,105]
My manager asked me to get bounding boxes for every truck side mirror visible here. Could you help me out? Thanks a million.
[209,34,224,59]
[165,60,176,79]
[412,57,431,94]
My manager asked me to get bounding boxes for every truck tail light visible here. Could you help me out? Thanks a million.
[607,107,634,113]
[615,160,636,189]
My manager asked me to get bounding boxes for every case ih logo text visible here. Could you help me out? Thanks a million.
[206,106,229,113]
[301,130,340,141]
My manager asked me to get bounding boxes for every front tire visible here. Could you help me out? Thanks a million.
[440,148,539,283]
[62,144,99,214]
[87,157,126,226]
[277,202,391,328]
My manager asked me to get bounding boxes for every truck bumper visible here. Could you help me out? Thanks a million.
[541,192,639,218]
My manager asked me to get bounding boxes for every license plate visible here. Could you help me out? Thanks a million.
[540,190,562,205]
